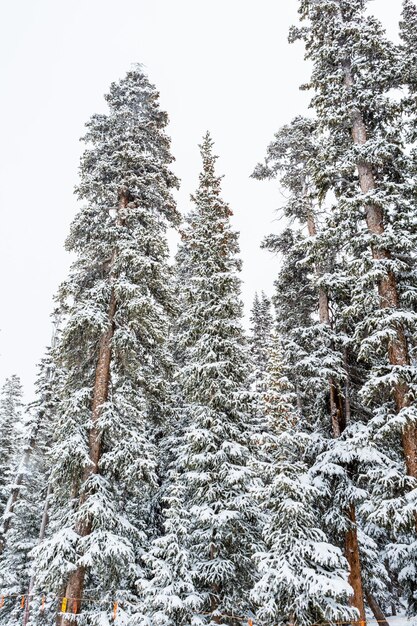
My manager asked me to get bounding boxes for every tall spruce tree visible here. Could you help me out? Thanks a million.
[171,133,261,624]
[253,115,395,621]
[0,376,24,528]
[291,0,417,483]
[291,0,417,614]
[30,66,180,626]
[249,292,273,394]
[249,292,274,437]
[400,0,417,143]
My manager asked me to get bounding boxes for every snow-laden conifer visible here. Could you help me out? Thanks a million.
[248,292,274,437]
[138,471,203,626]
[291,0,417,613]
[291,0,417,483]
[0,376,24,526]
[251,337,356,626]
[249,292,273,394]
[30,66,180,626]
[173,133,261,623]
[253,114,395,621]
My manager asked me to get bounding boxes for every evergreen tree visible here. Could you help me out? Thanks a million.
[250,336,354,626]
[291,0,417,482]
[0,376,24,531]
[30,65,180,626]
[248,292,274,438]
[400,0,417,143]
[138,471,203,626]
[253,115,394,621]
[249,292,273,394]
[172,133,261,624]
[291,0,417,614]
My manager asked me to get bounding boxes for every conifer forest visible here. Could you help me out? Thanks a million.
[2,1,417,625]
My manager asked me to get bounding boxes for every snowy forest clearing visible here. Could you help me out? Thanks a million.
[1,0,417,625]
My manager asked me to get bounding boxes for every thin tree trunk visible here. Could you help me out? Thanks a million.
[342,57,417,488]
[345,504,366,625]
[0,323,59,553]
[1,451,32,542]
[306,208,366,621]
[365,591,390,626]
[58,190,127,626]
[384,560,397,617]
[209,535,221,624]
[307,212,344,438]
[23,481,52,626]
[295,384,303,415]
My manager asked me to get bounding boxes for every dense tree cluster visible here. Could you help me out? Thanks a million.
[1,2,417,624]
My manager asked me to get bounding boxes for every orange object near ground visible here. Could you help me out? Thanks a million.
[113,602,118,620]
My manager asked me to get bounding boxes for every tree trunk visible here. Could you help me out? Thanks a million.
[0,323,59,552]
[209,536,221,624]
[365,591,390,626]
[342,58,417,487]
[307,212,344,438]
[23,481,52,626]
[345,504,366,625]
[306,208,366,621]
[58,191,127,626]
[1,450,32,543]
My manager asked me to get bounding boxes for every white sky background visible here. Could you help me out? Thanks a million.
[0,0,403,400]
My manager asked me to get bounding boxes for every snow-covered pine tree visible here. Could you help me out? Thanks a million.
[0,342,60,626]
[248,292,273,437]
[291,0,417,614]
[173,133,261,624]
[291,0,417,489]
[138,470,203,626]
[400,0,417,144]
[0,376,24,537]
[249,292,273,394]
[250,334,354,626]
[0,321,60,560]
[253,116,346,437]
[253,115,396,622]
[30,66,180,626]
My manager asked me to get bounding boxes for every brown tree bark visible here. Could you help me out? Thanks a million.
[307,212,344,438]
[306,208,366,622]
[345,504,366,625]
[58,191,128,626]
[365,591,390,626]
[342,59,417,487]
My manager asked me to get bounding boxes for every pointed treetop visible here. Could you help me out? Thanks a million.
[197,131,221,190]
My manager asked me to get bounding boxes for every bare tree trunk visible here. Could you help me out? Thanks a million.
[1,450,32,543]
[365,591,390,626]
[342,58,417,489]
[58,191,128,626]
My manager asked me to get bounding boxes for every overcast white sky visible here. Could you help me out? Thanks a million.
[0,0,403,400]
